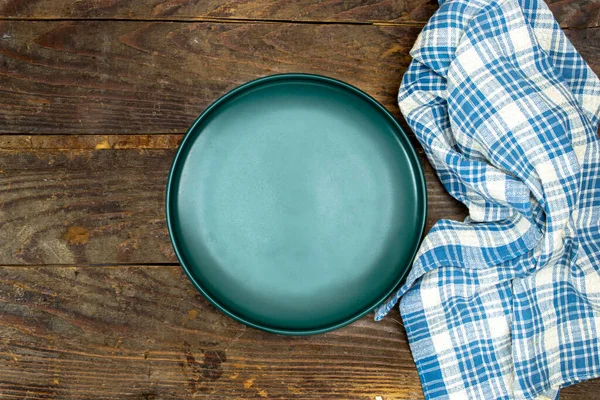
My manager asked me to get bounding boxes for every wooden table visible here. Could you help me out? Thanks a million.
[0,1,599,398]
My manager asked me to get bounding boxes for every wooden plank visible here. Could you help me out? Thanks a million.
[0,0,597,28]
[0,265,424,399]
[0,136,178,265]
[1,21,598,136]
[0,265,599,399]
[1,0,437,24]
[547,0,600,28]
[0,135,467,265]
[0,21,420,134]
[563,380,600,399]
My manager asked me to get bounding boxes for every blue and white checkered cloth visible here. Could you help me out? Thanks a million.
[375,0,600,398]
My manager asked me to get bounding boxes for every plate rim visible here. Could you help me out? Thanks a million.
[166,73,427,335]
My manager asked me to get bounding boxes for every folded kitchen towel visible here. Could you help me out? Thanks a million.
[375,0,600,398]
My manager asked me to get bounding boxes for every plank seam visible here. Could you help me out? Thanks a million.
[0,17,595,29]
[0,16,426,27]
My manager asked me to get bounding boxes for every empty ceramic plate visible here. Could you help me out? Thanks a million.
[166,74,426,335]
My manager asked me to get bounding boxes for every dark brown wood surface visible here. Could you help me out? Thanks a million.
[0,0,599,398]
[0,0,598,28]
[0,21,598,135]
[1,264,599,400]
[0,135,466,265]
[0,265,425,399]
[0,0,437,23]
[0,21,420,134]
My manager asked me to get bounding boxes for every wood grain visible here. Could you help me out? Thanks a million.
[0,135,466,265]
[2,0,438,24]
[0,21,598,136]
[562,380,600,399]
[0,21,419,135]
[1,2,599,398]
[0,265,423,399]
[547,0,600,29]
[0,265,599,399]
[0,0,598,29]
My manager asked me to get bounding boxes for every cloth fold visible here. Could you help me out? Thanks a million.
[375,0,600,398]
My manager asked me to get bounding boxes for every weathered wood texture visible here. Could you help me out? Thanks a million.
[0,135,466,265]
[0,21,598,135]
[0,0,436,24]
[0,0,598,29]
[562,380,600,399]
[0,265,423,399]
[1,0,600,398]
[0,21,418,134]
[1,265,599,399]
[547,0,600,28]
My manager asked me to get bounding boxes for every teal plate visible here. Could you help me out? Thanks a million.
[166,74,426,335]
